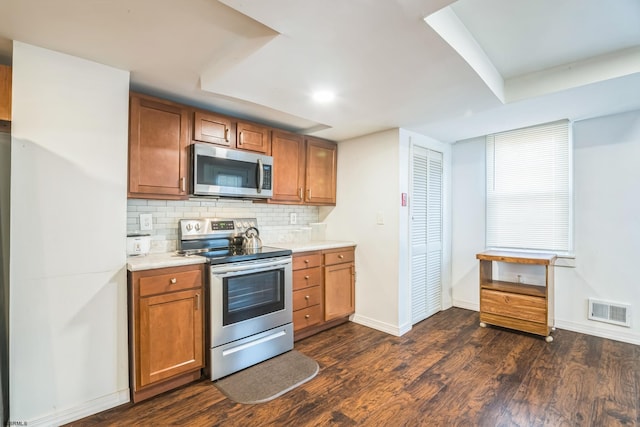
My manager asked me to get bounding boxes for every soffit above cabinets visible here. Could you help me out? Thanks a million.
[0,0,639,143]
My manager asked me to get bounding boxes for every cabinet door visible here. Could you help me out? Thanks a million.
[324,262,355,321]
[305,137,337,205]
[128,93,189,199]
[138,288,203,387]
[193,111,233,147]
[271,131,305,203]
[0,65,11,122]
[237,121,271,153]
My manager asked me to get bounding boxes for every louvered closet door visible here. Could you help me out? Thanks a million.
[411,146,443,324]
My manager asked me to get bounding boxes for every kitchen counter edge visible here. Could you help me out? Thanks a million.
[126,241,356,271]
[268,240,357,253]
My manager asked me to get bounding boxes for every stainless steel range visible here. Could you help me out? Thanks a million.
[178,218,293,380]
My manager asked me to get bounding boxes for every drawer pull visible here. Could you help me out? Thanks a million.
[305,295,310,300]
[305,314,310,319]
[304,259,309,264]
[170,278,177,284]
[338,254,344,259]
[304,275,310,279]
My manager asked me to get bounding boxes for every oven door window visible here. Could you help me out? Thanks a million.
[197,156,258,190]
[223,268,285,326]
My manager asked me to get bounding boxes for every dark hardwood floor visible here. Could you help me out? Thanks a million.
[69,308,639,426]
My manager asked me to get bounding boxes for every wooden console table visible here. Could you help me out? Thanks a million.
[476,251,557,342]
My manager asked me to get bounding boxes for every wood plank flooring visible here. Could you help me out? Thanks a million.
[68,308,639,426]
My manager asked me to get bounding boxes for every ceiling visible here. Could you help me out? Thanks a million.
[0,0,639,143]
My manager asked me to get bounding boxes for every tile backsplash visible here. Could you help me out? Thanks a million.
[127,199,320,253]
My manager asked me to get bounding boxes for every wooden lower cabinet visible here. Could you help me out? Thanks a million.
[128,264,205,402]
[293,246,355,341]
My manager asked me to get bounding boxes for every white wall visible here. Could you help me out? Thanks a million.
[451,110,640,345]
[0,130,9,424]
[451,136,485,310]
[322,128,403,335]
[322,128,451,336]
[10,42,130,425]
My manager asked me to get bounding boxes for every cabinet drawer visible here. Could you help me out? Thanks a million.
[293,286,322,310]
[293,305,323,331]
[139,268,203,297]
[293,267,322,290]
[324,248,354,266]
[481,289,546,324]
[293,252,322,270]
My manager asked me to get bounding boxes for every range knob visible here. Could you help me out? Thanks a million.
[186,224,193,231]
[194,223,201,231]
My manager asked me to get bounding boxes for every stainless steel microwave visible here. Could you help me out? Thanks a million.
[192,143,273,199]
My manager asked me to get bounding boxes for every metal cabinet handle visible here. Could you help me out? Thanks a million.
[180,177,186,192]
[238,131,243,145]
[304,275,310,279]
[304,259,309,264]
[225,128,229,142]
[170,278,177,284]
[307,188,312,200]
[338,254,344,259]
[305,314,310,319]
[305,295,310,300]
[298,188,303,200]
[195,293,200,310]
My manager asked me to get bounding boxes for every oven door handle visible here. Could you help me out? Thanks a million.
[210,257,291,275]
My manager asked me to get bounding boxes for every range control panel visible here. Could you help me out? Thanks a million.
[178,217,258,240]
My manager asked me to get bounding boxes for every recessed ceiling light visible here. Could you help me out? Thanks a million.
[311,90,336,103]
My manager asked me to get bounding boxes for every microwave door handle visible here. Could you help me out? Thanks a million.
[257,158,264,194]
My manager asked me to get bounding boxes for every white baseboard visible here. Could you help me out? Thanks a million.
[452,299,479,312]
[351,314,411,336]
[22,388,130,427]
[555,319,640,346]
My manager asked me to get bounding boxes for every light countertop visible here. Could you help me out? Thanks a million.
[127,252,207,272]
[127,240,356,271]
[266,240,356,253]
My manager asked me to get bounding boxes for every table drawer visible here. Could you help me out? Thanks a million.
[481,289,546,324]
[293,305,323,331]
[293,252,322,270]
[324,248,354,266]
[139,267,203,297]
[293,267,322,290]
[293,286,322,310]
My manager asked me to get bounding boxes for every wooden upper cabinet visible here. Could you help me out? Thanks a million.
[193,111,233,147]
[128,93,189,199]
[305,137,337,205]
[271,131,306,203]
[237,121,271,154]
[0,65,11,122]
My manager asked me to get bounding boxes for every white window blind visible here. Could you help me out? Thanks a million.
[486,120,571,253]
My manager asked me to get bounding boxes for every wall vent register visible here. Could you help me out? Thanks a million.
[588,298,631,327]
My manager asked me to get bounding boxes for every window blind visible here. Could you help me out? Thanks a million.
[486,120,570,253]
